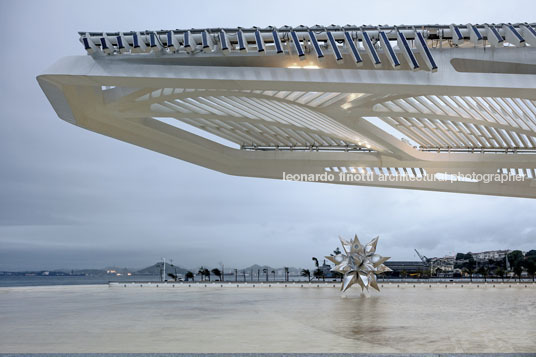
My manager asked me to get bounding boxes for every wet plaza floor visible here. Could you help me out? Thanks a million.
[0,284,534,353]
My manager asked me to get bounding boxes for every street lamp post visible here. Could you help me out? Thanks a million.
[161,257,166,282]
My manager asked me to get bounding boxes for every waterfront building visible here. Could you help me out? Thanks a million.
[39,24,536,198]
[320,260,334,278]
[470,250,511,261]
[430,255,455,274]
[384,261,426,275]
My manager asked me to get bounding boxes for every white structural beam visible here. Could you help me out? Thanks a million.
[520,24,536,46]
[396,30,419,71]
[414,31,437,72]
[166,31,180,52]
[449,24,464,45]
[485,24,504,47]
[503,24,525,47]
[361,31,381,67]
[200,30,212,53]
[467,24,483,45]
[343,31,363,66]
[131,32,147,53]
[379,31,400,69]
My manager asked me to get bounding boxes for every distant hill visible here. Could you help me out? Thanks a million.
[74,269,108,276]
[136,262,189,276]
[242,264,275,272]
[241,265,302,275]
[52,268,109,276]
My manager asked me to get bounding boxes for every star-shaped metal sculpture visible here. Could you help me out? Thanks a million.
[326,235,392,292]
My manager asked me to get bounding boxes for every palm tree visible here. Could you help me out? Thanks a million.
[301,269,311,282]
[198,267,206,281]
[284,267,289,282]
[525,259,536,282]
[313,268,324,281]
[463,266,475,282]
[312,257,324,281]
[211,268,222,281]
[203,268,211,281]
[495,267,505,282]
[463,257,476,282]
[477,266,489,282]
[312,257,319,268]
[271,270,276,281]
[513,262,523,282]
[263,268,268,281]
[185,271,194,281]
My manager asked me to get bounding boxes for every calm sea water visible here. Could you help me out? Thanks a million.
[0,275,162,287]
[2,275,524,287]
[0,284,534,353]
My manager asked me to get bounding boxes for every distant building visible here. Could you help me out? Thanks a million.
[470,250,510,262]
[384,261,426,274]
[320,260,334,278]
[431,256,455,273]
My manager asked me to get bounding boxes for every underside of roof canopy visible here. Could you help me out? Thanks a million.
[38,24,536,198]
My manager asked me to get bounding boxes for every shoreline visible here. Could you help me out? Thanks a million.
[1,281,534,290]
[110,281,536,289]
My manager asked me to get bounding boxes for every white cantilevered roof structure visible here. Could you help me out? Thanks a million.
[38,24,536,198]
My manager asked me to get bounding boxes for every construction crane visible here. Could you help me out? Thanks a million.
[414,249,429,264]
[415,249,434,276]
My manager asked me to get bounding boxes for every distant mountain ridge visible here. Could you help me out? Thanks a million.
[241,265,302,274]
[136,262,189,275]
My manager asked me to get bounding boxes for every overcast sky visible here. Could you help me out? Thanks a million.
[1,0,535,271]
